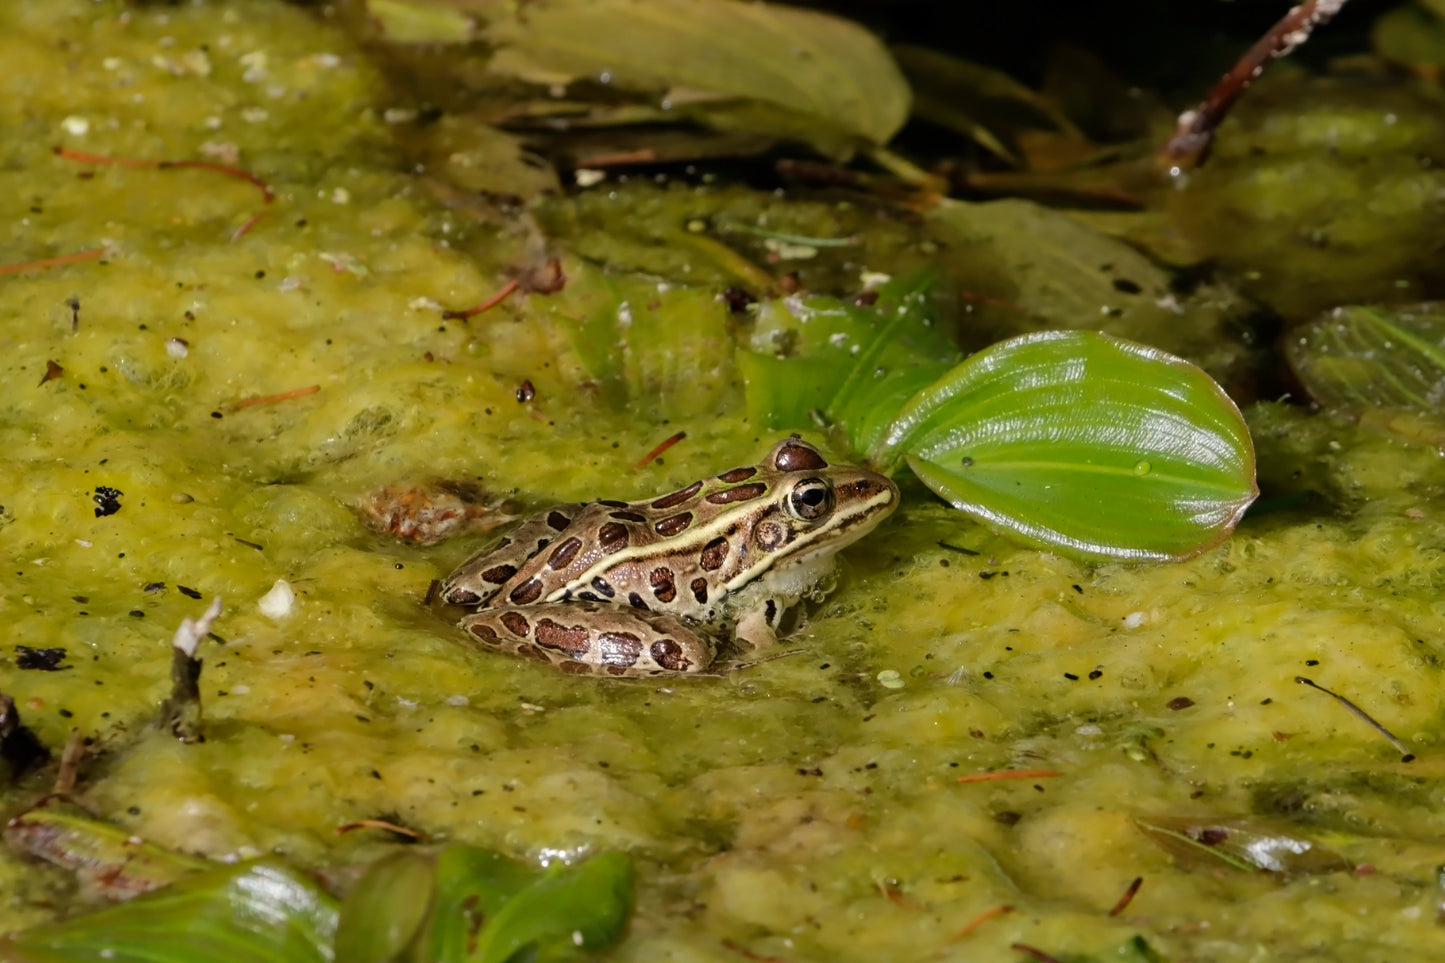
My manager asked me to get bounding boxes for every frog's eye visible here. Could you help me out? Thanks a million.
[786,478,834,521]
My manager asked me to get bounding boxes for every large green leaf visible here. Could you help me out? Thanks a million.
[483,0,910,148]
[0,860,338,963]
[875,331,1257,561]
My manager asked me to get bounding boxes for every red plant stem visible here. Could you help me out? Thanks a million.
[0,247,107,276]
[442,279,520,320]
[1159,0,1352,171]
[950,903,1013,940]
[957,769,1062,784]
[631,431,687,471]
[53,146,275,202]
[231,385,321,409]
[1108,876,1144,916]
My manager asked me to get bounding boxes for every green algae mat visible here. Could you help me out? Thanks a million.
[4,2,1445,961]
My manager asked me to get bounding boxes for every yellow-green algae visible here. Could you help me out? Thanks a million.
[3,2,1445,961]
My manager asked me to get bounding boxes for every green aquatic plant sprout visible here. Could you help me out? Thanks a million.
[740,274,1258,561]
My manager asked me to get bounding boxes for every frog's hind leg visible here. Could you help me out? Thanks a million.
[457,601,718,678]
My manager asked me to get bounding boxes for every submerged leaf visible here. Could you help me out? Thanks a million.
[3,799,212,901]
[875,331,1256,561]
[1284,303,1445,414]
[1136,816,1352,877]
[893,45,1080,166]
[335,850,438,963]
[0,860,339,963]
[484,0,910,150]
[469,851,634,963]
[737,271,960,450]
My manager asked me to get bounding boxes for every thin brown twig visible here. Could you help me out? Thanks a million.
[721,940,791,963]
[1159,0,1353,171]
[0,247,107,276]
[631,431,687,471]
[1108,876,1144,916]
[442,279,520,320]
[1296,676,1415,761]
[1012,944,1061,963]
[949,903,1013,941]
[335,818,425,839]
[53,147,275,202]
[230,385,321,410]
[52,731,87,797]
[957,769,1062,784]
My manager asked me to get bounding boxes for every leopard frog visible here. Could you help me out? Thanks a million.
[436,436,898,677]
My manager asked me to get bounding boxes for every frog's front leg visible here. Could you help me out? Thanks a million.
[458,601,717,677]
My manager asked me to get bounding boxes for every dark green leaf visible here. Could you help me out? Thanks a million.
[335,850,438,963]
[893,45,1080,166]
[0,860,338,963]
[425,845,539,962]
[876,331,1256,561]
[469,852,634,963]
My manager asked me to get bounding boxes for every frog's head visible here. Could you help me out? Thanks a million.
[753,435,898,562]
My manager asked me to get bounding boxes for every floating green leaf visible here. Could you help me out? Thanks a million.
[483,0,910,150]
[874,331,1256,561]
[1284,303,1445,413]
[0,860,339,963]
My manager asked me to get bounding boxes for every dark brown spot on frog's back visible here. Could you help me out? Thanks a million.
[480,563,517,584]
[652,480,702,510]
[446,586,483,606]
[651,638,693,671]
[706,482,766,505]
[590,577,615,599]
[628,592,649,610]
[773,439,828,472]
[534,618,590,655]
[718,466,757,483]
[598,522,630,554]
[468,622,502,644]
[649,567,677,602]
[597,631,643,667]
[547,536,582,569]
[598,499,628,508]
[690,578,708,604]
[699,537,728,571]
[608,509,646,522]
[546,510,572,531]
[654,512,692,537]
[499,611,531,636]
[558,659,594,675]
[516,644,551,663]
[509,578,544,605]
